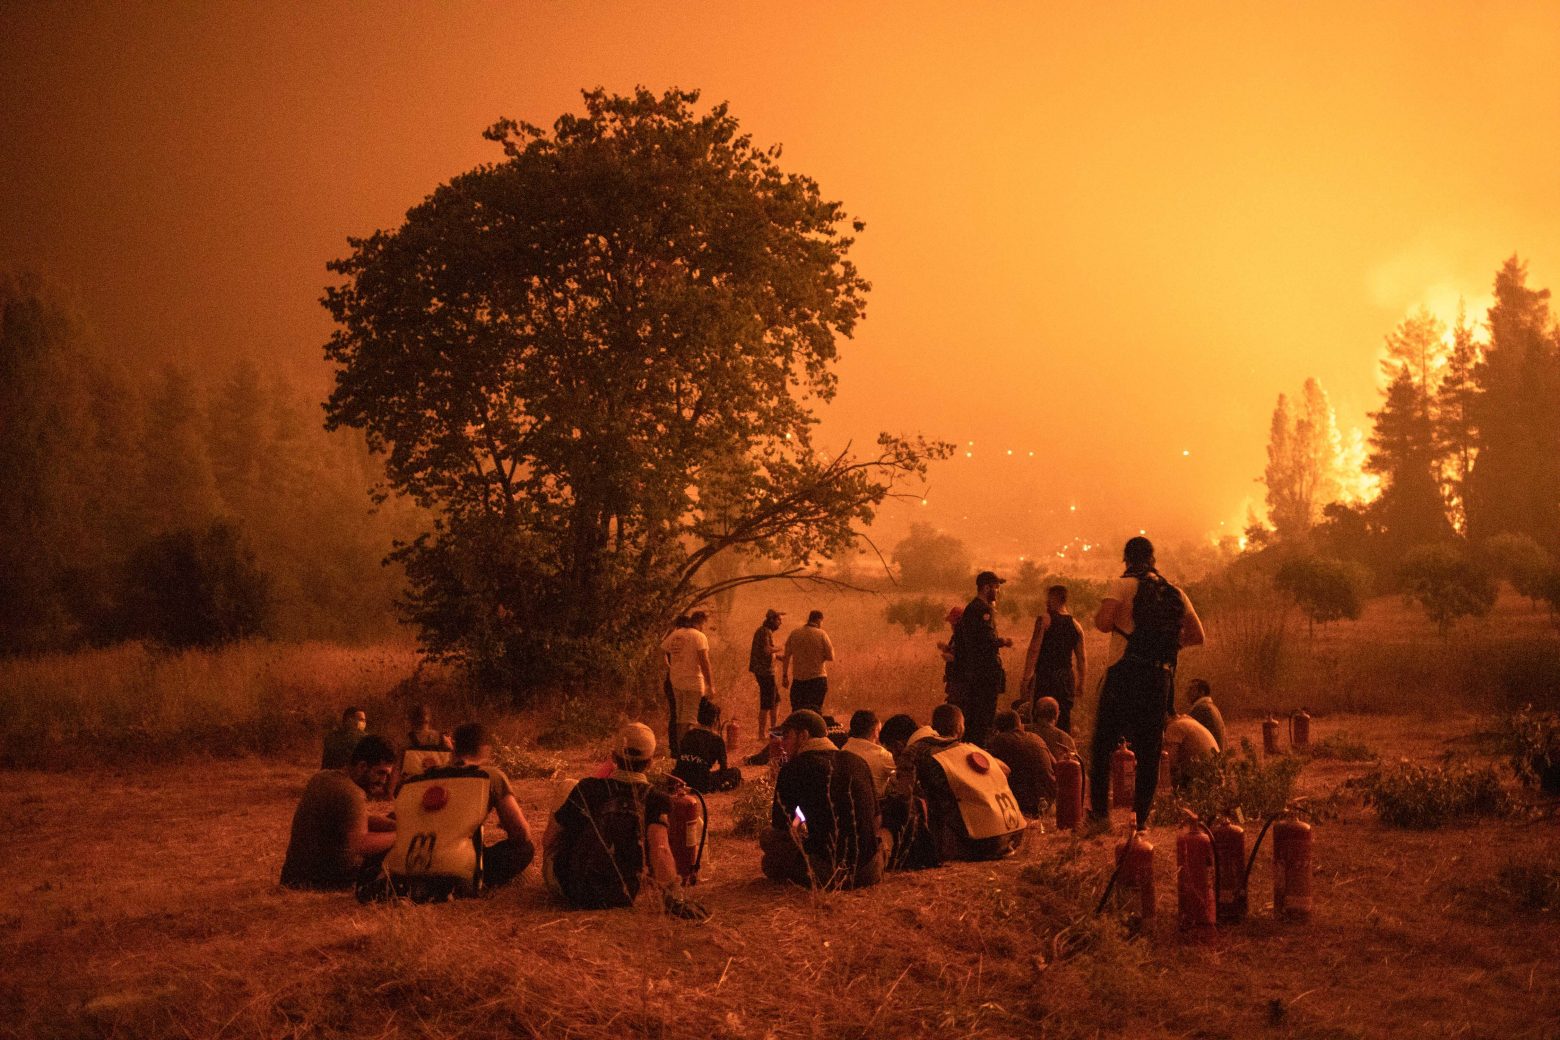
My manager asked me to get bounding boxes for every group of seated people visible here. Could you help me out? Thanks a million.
[281,683,1226,917]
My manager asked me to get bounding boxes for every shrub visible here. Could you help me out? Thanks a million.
[110,521,272,648]
[1398,544,1497,636]
[1149,739,1303,825]
[1274,554,1369,636]
[491,744,568,780]
[1301,732,1378,762]
[1352,761,1513,828]
[1496,705,1560,792]
[730,772,776,837]
[883,596,949,635]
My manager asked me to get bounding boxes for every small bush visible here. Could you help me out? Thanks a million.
[883,596,949,635]
[730,772,776,837]
[491,744,568,780]
[1301,732,1378,762]
[1352,761,1513,828]
[1496,704,1560,791]
[1493,860,1560,913]
[1149,739,1303,825]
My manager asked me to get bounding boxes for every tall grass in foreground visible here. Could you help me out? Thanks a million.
[0,641,436,766]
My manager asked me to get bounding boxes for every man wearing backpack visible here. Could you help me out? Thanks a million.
[1086,537,1205,834]
[543,722,708,919]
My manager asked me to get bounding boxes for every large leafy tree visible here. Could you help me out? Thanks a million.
[323,88,947,693]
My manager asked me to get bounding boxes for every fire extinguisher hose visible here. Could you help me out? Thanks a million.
[1197,816,1219,919]
[691,787,709,875]
[1094,825,1138,915]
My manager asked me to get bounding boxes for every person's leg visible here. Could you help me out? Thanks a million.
[483,835,536,889]
[756,673,777,741]
[1127,667,1171,828]
[1088,666,1128,818]
[1056,670,1076,733]
[759,827,811,885]
[665,677,679,758]
[965,685,997,746]
[673,686,698,756]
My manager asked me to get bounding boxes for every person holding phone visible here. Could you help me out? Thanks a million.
[759,710,882,890]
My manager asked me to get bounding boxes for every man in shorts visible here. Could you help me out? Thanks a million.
[749,608,785,744]
[782,610,836,715]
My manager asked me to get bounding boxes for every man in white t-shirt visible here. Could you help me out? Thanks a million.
[1162,711,1219,785]
[1085,537,1205,834]
[661,610,714,756]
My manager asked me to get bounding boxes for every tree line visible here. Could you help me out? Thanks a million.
[0,272,416,652]
[1255,256,1560,632]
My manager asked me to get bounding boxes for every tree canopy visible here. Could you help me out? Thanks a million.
[323,88,947,693]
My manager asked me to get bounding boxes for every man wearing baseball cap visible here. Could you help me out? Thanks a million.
[749,608,786,744]
[543,722,707,919]
[760,710,882,889]
[949,571,1014,746]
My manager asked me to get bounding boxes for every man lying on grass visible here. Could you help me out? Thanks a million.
[543,722,709,920]
[281,735,397,891]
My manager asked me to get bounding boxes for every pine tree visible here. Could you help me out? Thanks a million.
[1466,256,1560,549]
[140,364,223,533]
[1435,303,1481,532]
[1368,369,1454,557]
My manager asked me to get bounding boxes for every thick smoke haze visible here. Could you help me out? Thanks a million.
[4,1,1558,566]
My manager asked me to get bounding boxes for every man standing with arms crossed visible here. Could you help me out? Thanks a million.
[783,609,835,715]
[1020,584,1086,733]
[749,608,785,743]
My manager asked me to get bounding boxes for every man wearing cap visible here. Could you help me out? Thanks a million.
[950,571,1014,746]
[761,710,882,890]
[749,608,786,744]
[544,723,708,918]
[782,610,836,715]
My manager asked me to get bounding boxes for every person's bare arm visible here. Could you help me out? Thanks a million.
[1020,615,1047,688]
[1179,597,1206,648]
[350,802,396,857]
[1094,598,1122,634]
[646,822,680,889]
[780,642,791,685]
[495,793,533,845]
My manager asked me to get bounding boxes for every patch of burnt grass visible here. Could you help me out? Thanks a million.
[1351,760,1513,828]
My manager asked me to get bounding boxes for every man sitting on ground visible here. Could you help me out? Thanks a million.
[376,722,535,898]
[545,723,707,918]
[281,735,396,890]
[896,704,1024,866]
[321,705,368,769]
[762,710,883,890]
[987,710,1056,818]
[673,699,742,793]
[842,709,896,798]
[1030,696,1079,763]
[1185,679,1227,751]
[1162,710,1220,788]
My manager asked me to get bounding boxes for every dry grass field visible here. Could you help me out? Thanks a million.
[2,586,1558,1039]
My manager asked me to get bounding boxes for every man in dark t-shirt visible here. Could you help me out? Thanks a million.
[1020,585,1086,733]
[951,571,1013,746]
[674,699,742,793]
[762,710,882,890]
[987,710,1056,818]
[281,735,396,890]
[544,723,706,918]
[749,608,785,744]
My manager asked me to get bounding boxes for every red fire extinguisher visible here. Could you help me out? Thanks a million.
[1110,741,1136,810]
[1244,805,1314,922]
[1098,827,1155,918]
[1261,716,1281,756]
[667,780,708,886]
[1055,754,1084,830]
[1273,811,1313,920]
[722,718,741,753]
[1211,818,1247,924]
[1158,748,1172,791]
[1176,814,1216,939]
[1289,709,1311,750]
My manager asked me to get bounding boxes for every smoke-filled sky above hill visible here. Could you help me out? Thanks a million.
[4,2,1558,567]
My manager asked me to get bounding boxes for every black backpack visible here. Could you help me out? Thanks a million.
[1124,570,1186,667]
[557,779,649,909]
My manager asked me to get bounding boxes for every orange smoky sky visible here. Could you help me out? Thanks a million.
[4,2,1558,568]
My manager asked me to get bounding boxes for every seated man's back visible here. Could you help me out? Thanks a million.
[673,715,741,793]
[1031,719,1078,762]
[1164,714,1220,779]
[987,726,1056,818]
[1187,695,1227,751]
[550,772,669,908]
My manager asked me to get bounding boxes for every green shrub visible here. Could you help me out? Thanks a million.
[1301,732,1378,762]
[730,772,776,837]
[1352,761,1513,828]
[1149,739,1303,825]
